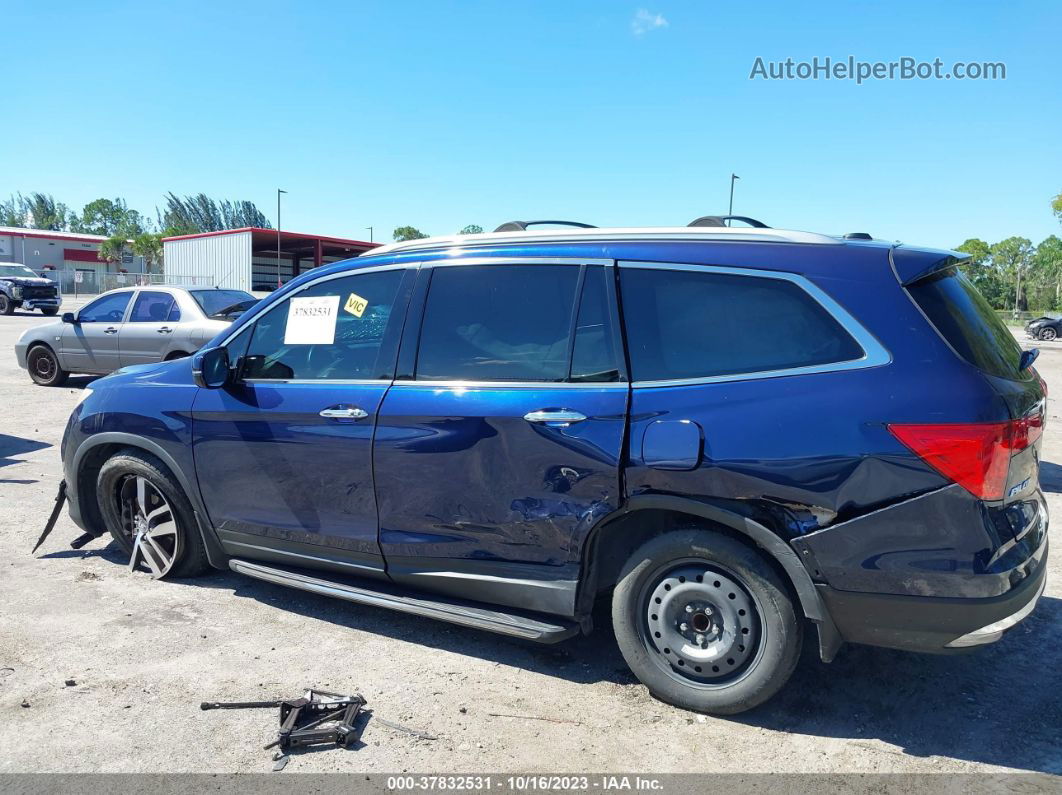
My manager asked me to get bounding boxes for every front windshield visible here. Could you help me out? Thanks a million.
[189,289,255,317]
[0,264,38,278]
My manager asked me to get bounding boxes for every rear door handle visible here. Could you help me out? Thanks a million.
[319,406,368,420]
[523,409,587,427]
[103,327,119,334]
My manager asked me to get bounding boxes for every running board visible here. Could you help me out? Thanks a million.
[228,559,579,644]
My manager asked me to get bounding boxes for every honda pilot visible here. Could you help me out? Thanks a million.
[57,218,1048,714]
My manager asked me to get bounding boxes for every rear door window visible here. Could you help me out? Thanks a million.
[620,266,864,382]
[415,264,581,382]
[129,291,176,323]
[907,267,1029,381]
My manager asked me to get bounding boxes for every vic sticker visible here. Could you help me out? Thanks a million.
[344,293,368,318]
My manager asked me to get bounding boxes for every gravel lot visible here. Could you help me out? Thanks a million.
[0,304,1059,775]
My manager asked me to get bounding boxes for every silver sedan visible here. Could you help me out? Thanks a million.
[14,286,256,386]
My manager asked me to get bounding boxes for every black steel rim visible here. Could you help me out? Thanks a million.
[33,351,55,379]
[639,558,764,688]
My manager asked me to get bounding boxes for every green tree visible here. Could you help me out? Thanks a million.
[97,234,127,267]
[26,193,71,230]
[158,192,271,235]
[1031,235,1062,310]
[131,233,164,275]
[990,236,1035,313]
[458,224,483,235]
[73,197,146,237]
[956,238,1006,308]
[1052,191,1062,225]
[0,193,28,227]
[393,226,428,241]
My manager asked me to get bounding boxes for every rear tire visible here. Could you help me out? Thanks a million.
[612,528,802,715]
[27,345,68,387]
[164,351,190,361]
[96,449,210,579]
[0,295,13,315]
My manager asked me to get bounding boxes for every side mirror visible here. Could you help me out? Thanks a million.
[61,312,77,324]
[192,346,231,389]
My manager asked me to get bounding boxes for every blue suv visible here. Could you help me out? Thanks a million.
[59,218,1049,714]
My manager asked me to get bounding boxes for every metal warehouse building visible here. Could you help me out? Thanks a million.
[162,228,376,293]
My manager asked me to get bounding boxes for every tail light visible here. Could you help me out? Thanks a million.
[888,415,1042,500]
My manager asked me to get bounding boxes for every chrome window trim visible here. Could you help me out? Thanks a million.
[618,260,892,389]
[217,262,410,348]
[419,256,612,268]
[242,378,392,386]
[391,380,628,390]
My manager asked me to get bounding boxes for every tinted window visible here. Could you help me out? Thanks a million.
[189,290,256,317]
[167,302,182,322]
[129,291,176,323]
[570,266,621,382]
[242,269,403,380]
[908,267,1028,381]
[416,265,580,382]
[620,267,863,381]
[78,292,131,323]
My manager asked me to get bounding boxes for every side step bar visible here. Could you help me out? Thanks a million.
[229,559,579,644]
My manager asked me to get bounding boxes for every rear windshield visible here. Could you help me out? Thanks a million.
[189,289,255,317]
[907,267,1029,380]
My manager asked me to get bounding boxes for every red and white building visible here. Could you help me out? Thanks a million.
[0,226,145,287]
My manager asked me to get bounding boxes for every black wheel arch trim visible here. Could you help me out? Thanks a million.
[579,494,842,661]
[72,432,229,570]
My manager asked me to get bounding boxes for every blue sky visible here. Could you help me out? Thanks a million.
[3,0,1060,249]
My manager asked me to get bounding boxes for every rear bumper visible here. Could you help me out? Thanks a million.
[817,540,1047,652]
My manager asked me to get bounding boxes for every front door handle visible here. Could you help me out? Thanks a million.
[157,326,173,334]
[523,409,587,427]
[319,406,369,420]
[103,327,118,334]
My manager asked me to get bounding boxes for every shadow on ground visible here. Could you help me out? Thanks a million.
[1038,460,1062,493]
[0,433,50,476]
[44,532,1060,775]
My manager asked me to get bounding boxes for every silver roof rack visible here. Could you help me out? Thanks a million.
[366,226,843,256]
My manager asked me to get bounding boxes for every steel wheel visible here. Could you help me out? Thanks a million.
[117,474,181,578]
[32,351,56,381]
[642,562,763,687]
[1040,327,1057,341]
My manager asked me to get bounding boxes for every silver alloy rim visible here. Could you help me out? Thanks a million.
[119,475,179,578]
[1043,328,1056,341]
[644,564,761,685]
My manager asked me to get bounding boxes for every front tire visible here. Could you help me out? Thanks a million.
[27,345,68,387]
[1039,326,1057,341]
[612,528,802,715]
[0,295,13,315]
[41,307,58,316]
[96,450,210,579]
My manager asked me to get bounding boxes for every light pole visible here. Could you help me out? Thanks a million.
[728,174,740,224]
[365,226,373,243]
[277,189,287,289]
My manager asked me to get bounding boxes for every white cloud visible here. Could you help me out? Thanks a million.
[631,8,668,36]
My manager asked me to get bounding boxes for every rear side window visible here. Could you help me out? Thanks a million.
[416,264,580,382]
[129,291,176,323]
[907,267,1028,380]
[620,267,864,382]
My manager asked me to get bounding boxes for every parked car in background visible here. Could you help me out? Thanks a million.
[58,220,1048,714]
[15,286,255,386]
[1025,314,1062,341]
[0,263,62,315]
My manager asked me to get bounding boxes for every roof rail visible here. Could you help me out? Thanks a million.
[844,232,873,240]
[689,215,769,228]
[493,220,597,232]
[365,226,843,256]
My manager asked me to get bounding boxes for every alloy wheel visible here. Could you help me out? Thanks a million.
[1041,327,1057,341]
[118,475,180,578]
[642,562,762,686]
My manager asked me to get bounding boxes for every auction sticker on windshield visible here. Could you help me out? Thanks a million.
[284,295,339,345]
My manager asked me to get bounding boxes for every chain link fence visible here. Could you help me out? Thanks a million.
[30,268,213,297]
